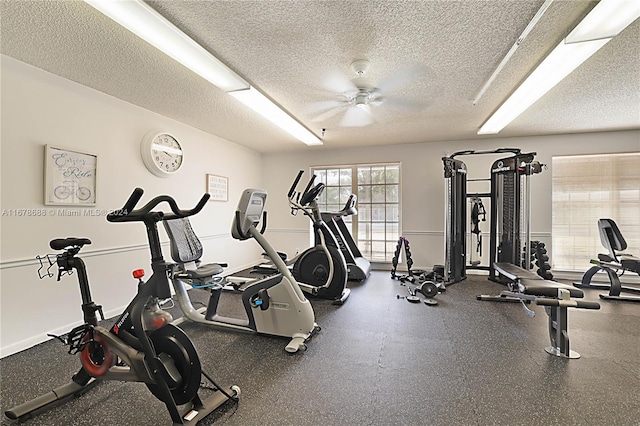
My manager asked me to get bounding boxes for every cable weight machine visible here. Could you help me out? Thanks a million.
[442,148,545,285]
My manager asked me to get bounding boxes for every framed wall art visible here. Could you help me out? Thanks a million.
[44,145,97,206]
[206,174,228,202]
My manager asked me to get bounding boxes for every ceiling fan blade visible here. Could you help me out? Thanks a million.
[307,99,346,115]
[340,105,375,127]
[369,92,384,106]
[312,104,349,122]
[321,69,358,93]
[378,63,428,93]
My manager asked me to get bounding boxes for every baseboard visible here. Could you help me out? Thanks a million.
[0,305,126,358]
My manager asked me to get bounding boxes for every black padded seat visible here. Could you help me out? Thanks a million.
[178,264,224,280]
[50,238,91,250]
[620,256,640,274]
[521,279,584,298]
[494,262,585,298]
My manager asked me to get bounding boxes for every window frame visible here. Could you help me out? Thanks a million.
[311,162,401,263]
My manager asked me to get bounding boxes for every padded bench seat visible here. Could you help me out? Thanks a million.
[479,262,600,359]
[494,262,584,298]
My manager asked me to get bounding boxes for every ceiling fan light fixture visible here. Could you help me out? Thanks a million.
[350,59,371,76]
[478,0,640,135]
[354,92,370,107]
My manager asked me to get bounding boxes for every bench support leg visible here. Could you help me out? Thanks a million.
[544,289,580,359]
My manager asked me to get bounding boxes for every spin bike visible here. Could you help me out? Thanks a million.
[255,171,350,304]
[163,188,320,353]
[5,188,239,425]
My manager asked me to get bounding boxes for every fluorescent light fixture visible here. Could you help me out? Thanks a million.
[85,0,322,146]
[230,87,322,146]
[472,0,554,106]
[566,0,640,43]
[84,0,248,92]
[478,0,640,135]
[478,38,609,134]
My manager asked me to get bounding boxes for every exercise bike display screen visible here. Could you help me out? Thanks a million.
[246,197,263,221]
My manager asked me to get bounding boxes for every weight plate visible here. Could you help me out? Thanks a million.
[419,281,438,298]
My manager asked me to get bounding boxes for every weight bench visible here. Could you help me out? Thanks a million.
[574,218,640,303]
[478,262,600,359]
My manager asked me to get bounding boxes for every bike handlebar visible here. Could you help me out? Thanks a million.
[107,188,210,223]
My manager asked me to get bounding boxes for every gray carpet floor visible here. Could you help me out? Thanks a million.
[1,271,639,425]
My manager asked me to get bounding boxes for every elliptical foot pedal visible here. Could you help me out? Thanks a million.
[331,288,351,305]
[423,299,438,306]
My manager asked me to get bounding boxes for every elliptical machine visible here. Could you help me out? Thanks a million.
[321,194,371,281]
[163,188,320,353]
[5,188,239,425]
[262,171,350,304]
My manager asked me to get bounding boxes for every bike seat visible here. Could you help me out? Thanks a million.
[50,237,92,251]
[177,263,224,280]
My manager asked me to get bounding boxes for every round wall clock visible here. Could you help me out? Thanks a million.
[140,131,184,177]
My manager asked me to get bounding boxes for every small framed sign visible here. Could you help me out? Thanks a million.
[207,174,228,202]
[44,145,97,206]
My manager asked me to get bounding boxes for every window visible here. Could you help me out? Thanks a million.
[551,152,640,270]
[312,163,400,262]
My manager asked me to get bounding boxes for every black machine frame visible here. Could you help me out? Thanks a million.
[442,152,600,359]
[442,148,543,285]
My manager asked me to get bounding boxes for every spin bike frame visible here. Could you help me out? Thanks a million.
[5,189,219,425]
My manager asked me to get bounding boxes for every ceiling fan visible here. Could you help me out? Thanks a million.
[309,59,425,127]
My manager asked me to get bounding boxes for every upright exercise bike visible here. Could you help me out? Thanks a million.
[163,188,320,353]
[5,188,239,425]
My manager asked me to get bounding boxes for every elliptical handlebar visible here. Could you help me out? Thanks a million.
[288,170,304,198]
[300,174,316,202]
[299,183,324,206]
[288,171,324,209]
[324,194,357,216]
[107,188,210,223]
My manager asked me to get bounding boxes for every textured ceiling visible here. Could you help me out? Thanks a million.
[1,0,639,153]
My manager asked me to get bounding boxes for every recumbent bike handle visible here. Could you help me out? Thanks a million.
[107,187,210,223]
